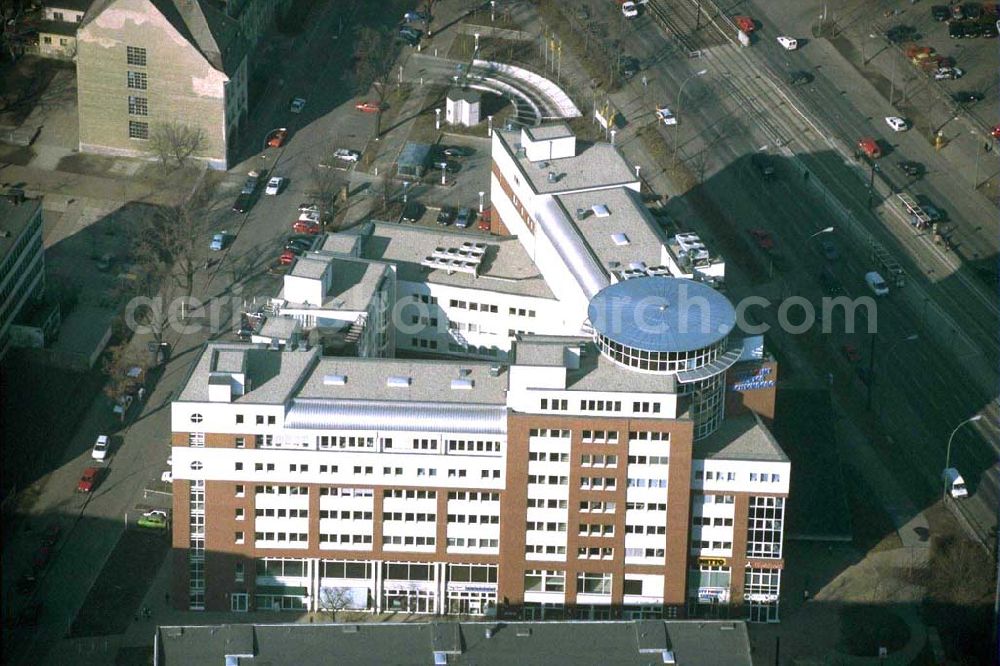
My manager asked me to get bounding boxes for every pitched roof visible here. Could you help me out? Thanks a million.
[81,0,246,75]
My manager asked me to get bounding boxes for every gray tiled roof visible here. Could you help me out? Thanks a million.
[176,343,318,405]
[155,620,753,666]
[350,222,555,299]
[497,129,638,195]
[694,411,788,462]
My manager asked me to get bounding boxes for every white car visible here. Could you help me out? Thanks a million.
[622,1,638,18]
[933,67,963,80]
[776,36,798,50]
[333,148,361,163]
[143,509,169,519]
[298,210,321,224]
[885,116,909,132]
[161,471,173,484]
[92,435,109,461]
[656,105,677,125]
[289,97,306,113]
[265,176,284,195]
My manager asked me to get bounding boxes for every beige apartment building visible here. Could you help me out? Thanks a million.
[76,0,284,169]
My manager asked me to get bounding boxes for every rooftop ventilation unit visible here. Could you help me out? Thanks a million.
[450,378,474,390]
[516,627,532,637]
[386,376,411,388]
[662,650,676,664]
[488,364,503,377]
[576,208,588,221]
[459,368,472,377]
[611,232,630,246]
[547,172,556,183]
[323,374,347,386]
[592,204,610,217]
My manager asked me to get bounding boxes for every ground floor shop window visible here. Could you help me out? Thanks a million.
[522,602,564,621]
[383,588,436,613]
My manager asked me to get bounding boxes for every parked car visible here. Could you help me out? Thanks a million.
[266,128,288,148]
[209,232,228,251]
[933,67,964,80]
[865,270,889,296]
[77,467,100,493]
[401,201,425,223]
[788,70,813,86]
[751,152,775,178]
[137,513,168,530]
[898,160,923,177]
[454,207,474,229]
[776,35,798,50]
[299,202,320,213]
[279,249,297,265]
[265,176,284,196]
[620,56,641,80]
[113,394,133,418]
[286,238,315,253]
[949,20,969,37]
[403,10,428,22]
[437,206,456,225]
[442,146,473,158]
[821,240,840,261]
[621,1,638,18]
[858,137,881,159]
[32,545,52,572]
[749,228,775,250]
[965,3,983,19]
[293,220,321,234]
[399,26,422,45]
[841,343,862,363]
[885,25,917,44]
[477,209,492,232]
[991,124,1000,140]
[885,116,909,132]
[951,4,965,19]
[333,148,361,163]
[143,509,169,519]
[655,105,677,125]
[289,97,306,113]
[355,101,382,113]
[931,5,950,20]
[734,15,756,32]
[91,435,109,461]
[819,267,844,296]
[952,90,984,103]
[298,210,321,224]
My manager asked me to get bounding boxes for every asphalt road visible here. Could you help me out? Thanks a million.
[602,0,998,542]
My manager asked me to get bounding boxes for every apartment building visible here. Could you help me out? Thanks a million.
[0,194,46,360]
[76,0,260,169]
[35,0,91,58]
[170,275,788,622]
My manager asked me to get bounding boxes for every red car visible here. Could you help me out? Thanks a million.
[267,128,288,148]
[734,15,756,33]
[77,467,100,493]
[749,228,775,250]
[477,209,492,232]
[292,220,321,234]
[841,343,862,363]
[991,125,1000,140]
[858,137,881,159]
[279,249,296,265]
[355,101,382,113]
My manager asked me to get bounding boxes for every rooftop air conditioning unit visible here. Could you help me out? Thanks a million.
[323,374,347,386]
[386,376,411,388]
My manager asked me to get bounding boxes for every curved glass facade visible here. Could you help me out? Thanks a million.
[595,333,728,374]
[594,333,728,441]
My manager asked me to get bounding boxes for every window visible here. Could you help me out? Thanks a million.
[235,508,244,521]
[268,415,276,425]
[53,12,64,20]
[576,572,612,595]
[235,484,245,497]
[128,121,149,140]
[623,578,643,596]
[256,415,264,425]
[235,437,246,449]
[59,38,68,46]
[43,36,51,44]
[126,45,147,66]
[189,461,203,471]
[236,414,244,424]
[234,562,245,582]
[746,496,784,559]
[234,531,245,544]
[190,413,203,424]
[127,70,147,89]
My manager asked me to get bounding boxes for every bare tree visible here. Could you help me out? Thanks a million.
[149,122,207,169]
[318,587,355,620]
[102,340,142,402]
[0,0,31,62]
[132,199,207,304]
[306,166,341,229]
[421,0,438,35]
[354,27,399,139]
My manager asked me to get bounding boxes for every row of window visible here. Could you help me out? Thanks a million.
[528,498,569,509]
[254,531,308,543]
[625,524,666,535]
[526,521,566,532]
[384,512,435,522]
[529,451,569,462]
[447,491,500,501]
[526,429,669,442]
[384,535,436,546]
[625,547,665,559]
[695,470,781,483]
[319,510,372,520]
[577,547,614,560]
[692,516,734,527]
[447,537,499,548]
[628,455,669,465]
[579,524,614,537]
[691,540,734,551]
[448,514,499,524]
[448,299,499,313]
[526,544,566,556]
[319,533,373,545]
[581,454,617,467]
[254,508,308,518]
[580,477,616,491]
[626,478,668,488]
[627,502,667,511]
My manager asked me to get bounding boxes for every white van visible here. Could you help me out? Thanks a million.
[943,467,968,498]
[865,271,889,296]
[777,36,798,50]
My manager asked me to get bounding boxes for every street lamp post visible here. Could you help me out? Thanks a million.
[491,0,496,22]
[943,415,983,500]
[440,163,447,186]
[487,115,493,137]
[809,226,835,239]
[435,108,441,130]
[867,333,918,411]
[672,69,708,163]
[478,191,485,213]
[610,128,617,145]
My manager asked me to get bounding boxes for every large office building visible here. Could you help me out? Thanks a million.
[169,124,788,623]
[0,194,46,360]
